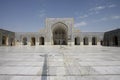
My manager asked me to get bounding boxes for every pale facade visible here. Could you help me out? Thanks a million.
[14,18,104,46]
[0,18,110,46]
[0,29,15,46]
[103,29,120,46]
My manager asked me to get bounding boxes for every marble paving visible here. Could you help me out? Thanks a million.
[0,46,120,80]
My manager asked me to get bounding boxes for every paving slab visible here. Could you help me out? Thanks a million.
[0,46,120,80]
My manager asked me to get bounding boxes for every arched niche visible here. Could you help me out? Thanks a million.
[75,37,80,45]
[39,37,44,45]
[52,22,68,45]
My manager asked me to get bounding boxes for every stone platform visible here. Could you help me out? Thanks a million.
[0,46,120,80]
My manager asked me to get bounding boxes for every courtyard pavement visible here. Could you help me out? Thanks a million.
[0,45,120,80]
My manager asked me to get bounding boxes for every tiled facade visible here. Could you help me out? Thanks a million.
[0,18,119,46]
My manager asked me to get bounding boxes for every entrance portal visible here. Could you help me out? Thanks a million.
[52,22,68,45]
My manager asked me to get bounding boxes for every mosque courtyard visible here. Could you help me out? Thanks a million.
[0,46,120,80]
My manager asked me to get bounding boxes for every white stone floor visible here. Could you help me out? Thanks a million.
[0,45,120,80]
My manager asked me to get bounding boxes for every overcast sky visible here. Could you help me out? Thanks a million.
[0,0,120,32]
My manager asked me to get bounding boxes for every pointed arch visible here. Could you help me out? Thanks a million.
[39,36,44,45]
[83,37,89,45]
[2,36,8,46]
[92,37,97,45]
[52,22,68,45]
[22,37,27,45]
[10,37,15,46]
[75,37,80,45]
[113,36,118,46]
[31,37,36,46]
